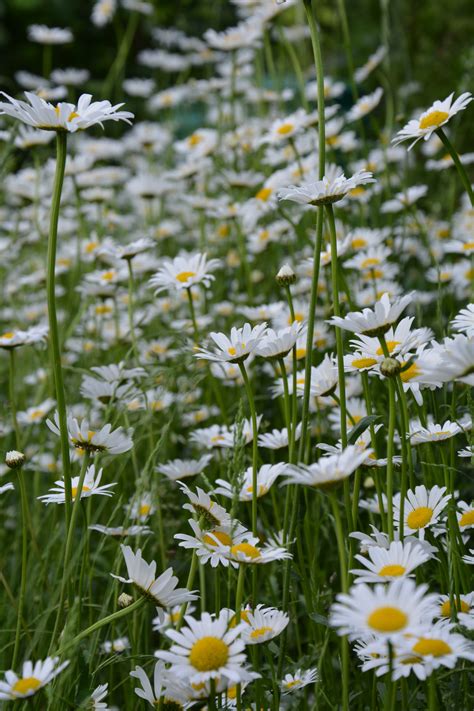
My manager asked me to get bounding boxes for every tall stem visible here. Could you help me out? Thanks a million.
[329,492,349,710]
[126,258,139,362]
[47,131,72,526]
[436,127,474,207]
[238,362,259,537]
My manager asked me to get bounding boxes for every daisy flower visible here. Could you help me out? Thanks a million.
[195,322,268,364]
[89,524,152,537]
[101,637,130,654]
[130,661,191,708]
[300,353,339,397]
[47,412,133,454]
[0,657,69,700]
[393,485,451,539]
[90,683,109,710]
[396,623,474,675]
[17,398,55,426]
[156,454,212,481]
[38,465,115,504]
[111,545,197,608]
[350,540,432,584]
[240,606,289,645]
[408,419,467,445]
[328,292,414,337]
[156,611,250,685]
[330,578,438,641]
[392,92,473,149]
[457,501,474,531]
[27,24,73,43]
[214,462,287,501]
[0,325,48,349]
[451,303,474,337]
[149,252,221,294]
[0,92,133,132]
[179,482,232,528]
[175,519,252,569]
[281,667,319,694]
[437,592,474,620]
[258,424,302,449]
[346,87,383,123]
[278,168,374,206]
[283,446,370,489]
[221,539,292,568]
[254,322,304,359]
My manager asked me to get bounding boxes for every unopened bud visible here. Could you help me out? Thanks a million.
[380,357,401,378]
[5,450,25,469]
[118,592,133,609]
[276,264,296,286]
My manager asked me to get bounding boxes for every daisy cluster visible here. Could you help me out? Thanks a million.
[0,0,473,708]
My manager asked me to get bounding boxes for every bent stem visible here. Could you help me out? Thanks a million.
[47,131,72,526]
[436,127,474,207]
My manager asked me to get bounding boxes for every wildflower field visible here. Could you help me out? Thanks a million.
[1,0,474,708]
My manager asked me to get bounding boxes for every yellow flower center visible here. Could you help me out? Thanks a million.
[1,331,15,339]
[255,187,272,201]
[419,110,449,130]
[188,134,203,147]
[459,510,474,527]
[12,677,42,695]
[277,122,294,135]
[350,187,365,197]
[29,409,45,420]
[218,224,230,237]
[202,530,232,547]
[189,636,229,672]
[352,357,378,369]
[378,564,406,577]
[412,638,452,657]
[176,271,196,283]
[361,257,381,269]
[440,599,470,617]
[71,484,91,499]
[231,543,261,559]
[400,362,420,382]
[228,346,237,356]
[102,270,116,281]
[85,241,99,253]
[250,626,273,639]
[259,230,270,242]
[352,237,368,249]
[139,504,151,517]
[95,305,112,315]
[68,111,79,121]
[462,241,474,250]
[285,680,301,689]
[295,348,306,359]
[367,606,408,633]
[376,341,400,355]
[406,506,433,530]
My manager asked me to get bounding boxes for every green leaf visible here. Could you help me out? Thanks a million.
[347,415,381,444]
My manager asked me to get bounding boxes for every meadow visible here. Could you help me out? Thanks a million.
[0,0,473,708]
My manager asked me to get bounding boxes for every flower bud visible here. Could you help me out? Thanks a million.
[5,450,25,469]
[118,592,133,609]
[276,264,296,286]
[380,357,401,378]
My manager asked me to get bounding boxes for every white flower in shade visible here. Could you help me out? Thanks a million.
[128,493,155,522]
[27,24,73,43]
[101,637,130,654]
[451,304,474,337]
[457,501,474,531]
[258,424,302,449]
[392,92,473,149]
[38,465,115,504]
[152,603,197,632]
[0,92,133,132]
[240,606,289,645]
[281,667,319,694]
[0,658,70,700]
[350,526,438,559]
[222,540,292,568]
[330,579,438,641]
[408,419,466,445]
[175,519,252,569]
[458,445,473,458]
[92,0,117,27]
[395,623,474,676]
[149,252,221,294]
[196,322,268,364]
[98,237,154,261]
[354,45,386,83]
[214,463,287,501]
[179,482,232,528]
[254,322,304,359]
[278,169,374,206]
[437,593,474,621]
[435,335,474,386]
[350,540,432,584]
[130,661,190,708]
[284,446,370,489]
[299,353,339,397]
[156,611,252,685]
[111,545,197,608]
[47,412,133,454]
[17,398,55,425]
[89,524,152,537]
[0,483,14,494]
[204,21,262,51]
[328,292,414,337]
[463,549,474,565]
[0,325,48,349]
[346,87,383,122]
[90,683,109,710]
[156,454,212,481]
[51,68,90,86]
[393,485,451,539]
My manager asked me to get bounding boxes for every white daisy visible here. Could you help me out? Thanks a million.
[47,412,133,454]
[283,446,370,489]
[214,463,287,501]
[393,485,451,539]
[149,252,221,294]
[0,657,70,700]
[240,606,289,645]
[257,424,302,449]
[451,304,474,337]
[350,540,432,584]
[328,292,414,337]
[196,322,268,364]
[38,465,115,504]
[392,92,473,149]
[156,455,213,481]
[281,667,319,694]
[278,168,374,206]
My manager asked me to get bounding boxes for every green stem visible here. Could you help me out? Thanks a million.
[11,469,28,669]
[238,362,259,537]
[126,258,139,362]
[47,131,72,527]
[176,550,198,630]
[436,127,474,207]
[329,492,349,711]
